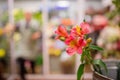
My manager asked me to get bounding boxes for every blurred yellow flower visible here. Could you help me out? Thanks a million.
[0,49,6,58]
[13,9,19,16]
[0,28,3,36]
[49,48,61,56]
[13,32,21,42]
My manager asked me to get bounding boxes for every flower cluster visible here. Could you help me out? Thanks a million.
[55,22,107,80]
[55,22,91,55]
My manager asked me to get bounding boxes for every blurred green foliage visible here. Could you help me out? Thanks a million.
[35,54,43,66]
[14,9,24,22]
[33,11,43,25]
[112,0,120,14]
[14,9,43,25]
[107,0,120,19]
[0,11,8,26]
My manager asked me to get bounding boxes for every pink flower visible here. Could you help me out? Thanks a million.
[55,22,90,55]
[65,36,87,55]
[70,22,91,37]
[92,15,108,30]
[80,22,91,34]
[55,25,68,40]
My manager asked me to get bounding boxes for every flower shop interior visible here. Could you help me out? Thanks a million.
[0,0,120,80]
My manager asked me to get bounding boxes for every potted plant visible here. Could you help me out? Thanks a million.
[55,21,108,80]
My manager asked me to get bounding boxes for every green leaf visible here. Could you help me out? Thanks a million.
[86,51,92,62]
[93,64,102,74]
[93,59,108,73]
[89,45,103,51]
[80,52,85,63]
[84,50,92,64]
[83,19,86,22]
[77,64,84,80]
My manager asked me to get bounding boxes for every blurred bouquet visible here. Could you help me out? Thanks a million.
[55,22,107,80]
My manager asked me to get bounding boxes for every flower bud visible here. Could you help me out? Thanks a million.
[60,36,66,41]
[87,38,92,44]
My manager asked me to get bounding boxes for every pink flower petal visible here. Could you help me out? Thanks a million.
[70,27,76,36]
[58,26,68,37]
[80,22,91,34]
[78,38,86,47]
[66,47,76,55]
[65,36,74,45]
[55,25,68,37]
[77,47,83,54]
[70,27,82,37]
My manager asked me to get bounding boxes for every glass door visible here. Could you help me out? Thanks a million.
[13,0,43,75]
[47,0,78,74]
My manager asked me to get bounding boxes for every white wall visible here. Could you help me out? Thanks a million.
[14,0,43,12]
[86,0,103,10]
[0,0,8,12]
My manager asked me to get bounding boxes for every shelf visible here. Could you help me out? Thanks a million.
[25,73,92,80]
[103,59,120,62]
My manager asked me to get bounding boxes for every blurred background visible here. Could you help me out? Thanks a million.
[0,0,120,80]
